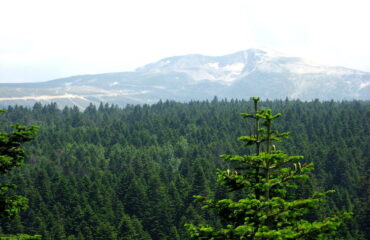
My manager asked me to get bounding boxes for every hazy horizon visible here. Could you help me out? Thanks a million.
[1,0,370,83]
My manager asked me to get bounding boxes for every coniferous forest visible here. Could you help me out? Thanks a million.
[0,99,369,239]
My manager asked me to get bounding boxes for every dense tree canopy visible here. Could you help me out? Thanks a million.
[0,110,40,239]
[0,99,368,239]
[186,97,350,239]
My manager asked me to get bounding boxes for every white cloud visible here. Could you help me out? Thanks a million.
[0,0,369,82]
[244,0,370,70]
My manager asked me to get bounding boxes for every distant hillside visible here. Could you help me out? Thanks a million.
[1,49,369,108]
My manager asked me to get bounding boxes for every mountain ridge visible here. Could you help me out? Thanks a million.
[1,48,369,108]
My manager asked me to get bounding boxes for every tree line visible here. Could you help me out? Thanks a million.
[0,99,368,239]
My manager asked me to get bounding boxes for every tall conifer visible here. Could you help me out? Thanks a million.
[186,97,350,239]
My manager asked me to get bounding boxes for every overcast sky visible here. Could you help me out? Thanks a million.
[1,0,370,83]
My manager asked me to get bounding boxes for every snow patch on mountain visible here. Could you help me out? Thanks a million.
[207,62,219,69]
[109,81,119,87]
[159,60,171,67]
[282,59,365,75]
[134,48,370,88]
[257,62,285,73]
[360,81,370,89]
[0,94,89,101]
[224,63,245,73]
[207,62,245,74]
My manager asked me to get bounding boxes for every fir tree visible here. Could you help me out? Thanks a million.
[186,97,350,239]
[0,110,40,239]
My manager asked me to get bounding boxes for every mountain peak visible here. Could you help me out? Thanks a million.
[1,48,369,109]
[136,48,296,71]
[135,48,300,83]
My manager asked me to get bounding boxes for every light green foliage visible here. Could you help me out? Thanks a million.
[0,234,41,240]
[0,111,39,237]
[186,97,350,239]
[0,121,38,217]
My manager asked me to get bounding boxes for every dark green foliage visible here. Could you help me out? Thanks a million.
[0,110,39,239]
[186,98,350,239]
[0,99,368,239]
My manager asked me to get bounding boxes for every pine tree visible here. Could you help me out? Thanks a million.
[0,110,40,239]
[186,97,350,239]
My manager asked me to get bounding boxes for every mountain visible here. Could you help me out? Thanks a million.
[1,48,369,108]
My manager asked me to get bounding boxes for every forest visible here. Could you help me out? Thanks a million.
[0,98,369,240]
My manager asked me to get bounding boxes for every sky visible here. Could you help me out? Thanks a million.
[1,0,370,83]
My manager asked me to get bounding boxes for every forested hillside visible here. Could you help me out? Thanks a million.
[0,99,369,240]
